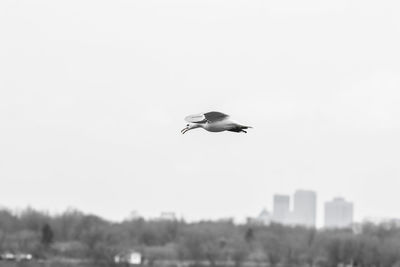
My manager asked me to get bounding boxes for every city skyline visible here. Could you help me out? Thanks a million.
[3,190,399,229]
[268,191,355,229]
[2,189,357,228]
[271,190,317,227]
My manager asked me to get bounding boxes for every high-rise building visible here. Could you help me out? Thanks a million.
[324,197,353,228]
[272,194,290,224]
[292,190,317,227]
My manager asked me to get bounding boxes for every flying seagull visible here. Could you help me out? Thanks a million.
[181,111,252,134]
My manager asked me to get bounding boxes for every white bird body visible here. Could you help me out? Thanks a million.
[181,111,251,134]
[203,119,237,132]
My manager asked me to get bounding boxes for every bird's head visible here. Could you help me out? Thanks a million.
[181,123,200,134]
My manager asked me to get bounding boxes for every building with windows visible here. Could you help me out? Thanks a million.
[324,197,353,228]
[292,190,317,227]
[272,194,290,224]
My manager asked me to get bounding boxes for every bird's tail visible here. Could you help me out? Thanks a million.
[241,125,253,129]
[239,125,252,133]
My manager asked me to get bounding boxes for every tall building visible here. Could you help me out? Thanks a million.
[292,190,317,228]
[324,197,353,228]
[272,194,290,224]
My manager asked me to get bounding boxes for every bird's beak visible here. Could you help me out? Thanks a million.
[181,127,189,134]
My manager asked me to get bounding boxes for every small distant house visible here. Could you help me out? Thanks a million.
[246,209,272,226]
[0,252,32,261]
[1,252,15,261]
[257,208,272,225]
[114,250,142,265]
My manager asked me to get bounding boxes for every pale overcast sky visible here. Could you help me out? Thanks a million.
[1,0,400,226]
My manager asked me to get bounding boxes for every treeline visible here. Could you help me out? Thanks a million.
[1,208,400,267]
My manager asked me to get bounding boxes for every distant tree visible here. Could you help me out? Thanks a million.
[181,231,205,262]
[0,209,19,232]
[327,238,343,267]
[3,205,400,267]
[41,223,54,247]
[20,208,50,232]
[259,231,286,267]
[202,240,221,267]
[0,230,6,251]
[16,230,39,252]
[231,242,249,267]
[245,227,254,244]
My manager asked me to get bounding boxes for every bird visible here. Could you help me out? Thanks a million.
[181,111,252,134]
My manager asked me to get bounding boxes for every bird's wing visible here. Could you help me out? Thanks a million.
[185,114,207,123]
[203,111,229,123]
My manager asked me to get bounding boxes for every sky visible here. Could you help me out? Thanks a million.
[1,0,400,227]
